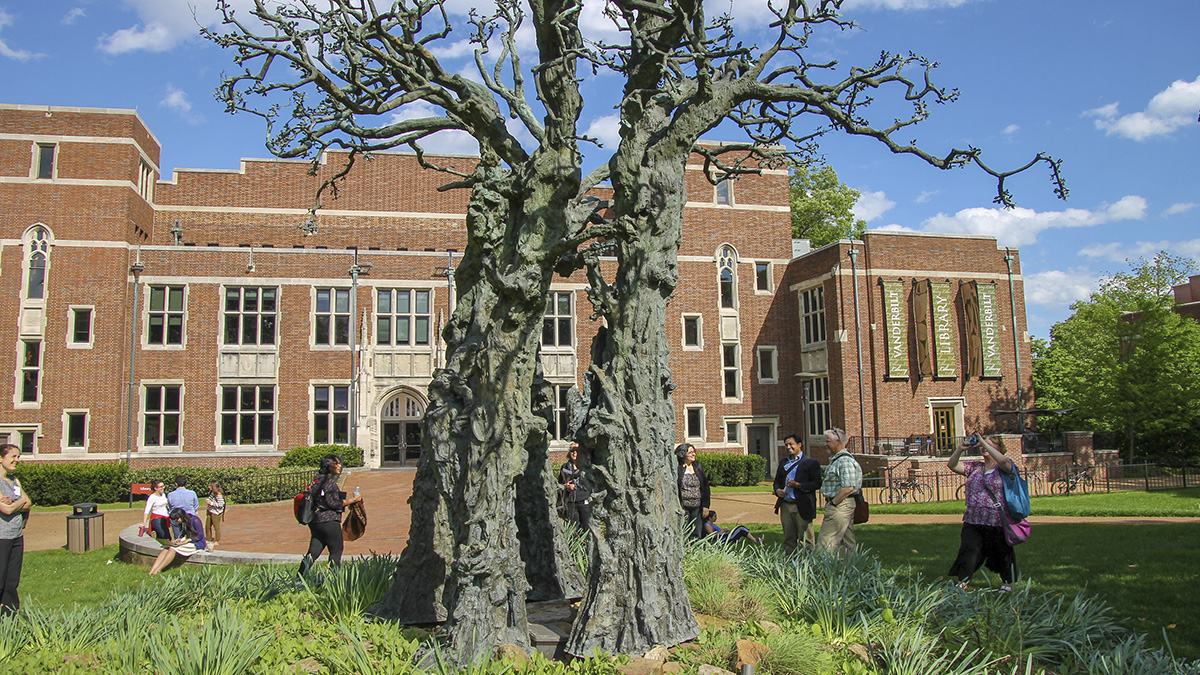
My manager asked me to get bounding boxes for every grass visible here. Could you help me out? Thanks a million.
[735,520,1200,662]
[871,486,1200,517]
[20,546,162,607]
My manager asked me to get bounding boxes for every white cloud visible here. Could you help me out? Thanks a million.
[585,114,621,149]
[1003,124,1020,135]
[919,195,1148,246]
[159,85,203,124]
[1164,202,1198,217]
[0,9,43,61]
[852,189,896,222]
[62,8,86,25]
[387,102,480,156]
[1079,238,1200,263]
[1082,75,1200,141]
[97,0,257,54]
[914,190,940,204]
[1024,269,1096,308]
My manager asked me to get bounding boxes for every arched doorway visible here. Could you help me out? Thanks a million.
[380,390,425,466]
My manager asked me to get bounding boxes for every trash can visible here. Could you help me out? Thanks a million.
[66,503,104,553]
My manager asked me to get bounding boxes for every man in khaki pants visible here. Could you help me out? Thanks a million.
[817,428,862,557]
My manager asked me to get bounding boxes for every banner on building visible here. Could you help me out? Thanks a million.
[881,280,909,379]
[961,281,982,379]
[930,281,957,378]
[912,280,933,379]
[976,282,1003,378]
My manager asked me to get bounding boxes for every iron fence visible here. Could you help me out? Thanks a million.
[223,469,317,504]
[859,462,1198,505]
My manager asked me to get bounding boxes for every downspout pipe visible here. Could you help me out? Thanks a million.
[1004,249,1024,435]
[848,244,867,445]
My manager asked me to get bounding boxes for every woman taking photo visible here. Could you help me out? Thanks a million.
[0,443,31,615]
[298,454,362,576]
[947,434,1017,591]
[140,479,170,539]
[675,443,710,539]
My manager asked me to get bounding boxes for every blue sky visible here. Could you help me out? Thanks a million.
[2,0,1197,339]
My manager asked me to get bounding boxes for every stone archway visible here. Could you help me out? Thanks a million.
[379,388,426,466]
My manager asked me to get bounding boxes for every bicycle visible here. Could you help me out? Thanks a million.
[1052,468,1094,495]
[886,477,934,503]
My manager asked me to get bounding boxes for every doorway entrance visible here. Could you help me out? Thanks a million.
[380,391,425,466]
[933,406,958,453]
[747,425,774,479]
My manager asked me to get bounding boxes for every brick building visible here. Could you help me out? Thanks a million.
[0,103,1033,471]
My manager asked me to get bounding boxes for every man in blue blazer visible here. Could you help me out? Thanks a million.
[773,434,822,554]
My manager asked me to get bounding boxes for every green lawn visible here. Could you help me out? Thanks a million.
[744,520,1200,661]
[871,486,1200,517]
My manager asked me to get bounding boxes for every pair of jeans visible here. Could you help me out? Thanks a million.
[0,536,23,616]
[299,521,344,575]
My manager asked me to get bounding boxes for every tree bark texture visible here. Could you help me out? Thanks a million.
[568,145,699,655]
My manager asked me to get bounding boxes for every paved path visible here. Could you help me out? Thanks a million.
[21,470,1200,556]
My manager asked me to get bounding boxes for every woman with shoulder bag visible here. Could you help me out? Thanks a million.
[947,434,1017,591]
[675,443,710,539]
[298,454,362,576]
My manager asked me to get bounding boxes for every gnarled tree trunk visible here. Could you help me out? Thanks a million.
[568,143,698,655]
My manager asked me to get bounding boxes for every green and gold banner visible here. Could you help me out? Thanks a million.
[976,282,1003,377]
[931,281,957,378]
[881,280,909,379]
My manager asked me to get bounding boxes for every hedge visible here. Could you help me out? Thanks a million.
[279,444,365,469]
[695,452,768,487]
[10,463,317,507]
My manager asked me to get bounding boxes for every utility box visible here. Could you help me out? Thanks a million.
[67,503,104,553]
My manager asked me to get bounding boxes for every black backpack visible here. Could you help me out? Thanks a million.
[293,478,318,525]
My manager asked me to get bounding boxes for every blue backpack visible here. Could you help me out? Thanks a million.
[1003,466,1031,520]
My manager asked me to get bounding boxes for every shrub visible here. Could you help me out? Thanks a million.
[697,452,768,486]
[11,462,128,505]
[279,444,365,468]
[129,466,317,504]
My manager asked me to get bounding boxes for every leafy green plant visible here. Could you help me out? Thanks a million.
[758,626,834,675]
[0,610,28,659]
[20,604,116,654]
[298,554,399,618]
[280,444,365,468]
[323,619,421,674]
[150,603,271,675]
[11,461,130,505]
[696,453,767,486]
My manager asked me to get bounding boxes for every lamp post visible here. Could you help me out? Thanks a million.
[125,257,144,468]
[348,250,371,449]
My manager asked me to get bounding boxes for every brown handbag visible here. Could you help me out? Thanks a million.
[342,499,367,541]
[852,493,869,524]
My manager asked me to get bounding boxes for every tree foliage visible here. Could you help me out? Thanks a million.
[206,0,1066,661]
[789,161,865,246]
[1033,252,1200,462]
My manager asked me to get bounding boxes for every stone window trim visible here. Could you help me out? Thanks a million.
[21,224,53,304]
[714,176,734,206]
[13,339,43,409]
[310,381,352,446]
[142,284,188,350]
[805,376,831,445]
[312,286,353,350]
[0,426,40,456]
[542,290,575,351]
[756,345,778,384]
[684,404,706,442]
[375,288,434,349]
[721,342,742,403]
[681,313,703,351]
[800,285,827,347]
[61,409,89,453]
[67,305,95,349]
[140,381,184,452]
[217,384,277,450]
[547,382,575,445]
[31,142,57,180]
[754,260,773,294]
[717,244,739,311]
[222,285,279,347]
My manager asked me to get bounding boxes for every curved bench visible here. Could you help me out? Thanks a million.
[117,524,305,566]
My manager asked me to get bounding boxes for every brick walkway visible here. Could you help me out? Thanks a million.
[23,471,1200,556]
